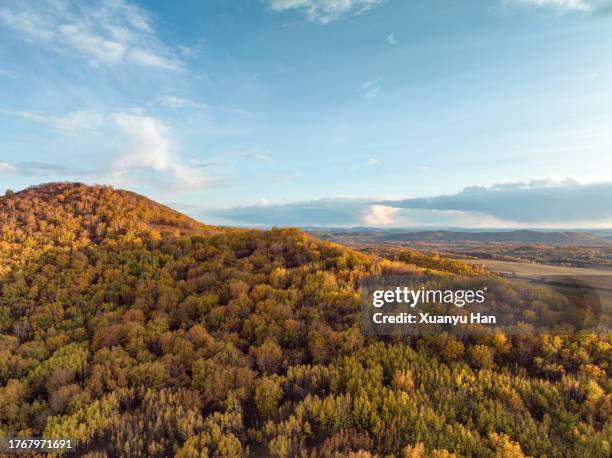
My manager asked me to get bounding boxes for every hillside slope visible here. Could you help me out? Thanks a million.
[0,184,610,457]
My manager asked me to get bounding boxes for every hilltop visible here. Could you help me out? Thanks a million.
[0,183,222,274]
[2,182,219,240]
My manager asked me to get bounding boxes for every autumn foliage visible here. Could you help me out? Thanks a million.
[0,184,610,457]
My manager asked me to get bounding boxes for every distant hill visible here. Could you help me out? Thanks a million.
[383,229,606,244]
[310,228,608,245]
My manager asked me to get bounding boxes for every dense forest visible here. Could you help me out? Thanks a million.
[0,183,610,457]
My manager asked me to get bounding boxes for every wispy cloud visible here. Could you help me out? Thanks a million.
[506,0,592,12]
[367,158,379,166]
[242,148,274,163]
[0,161,70,176]
[387,32,398,44]
[190,160,224,169]
[0,162,18,173]
[156,95,206,109]
[360,80,380,99]
[3,110,103,132]
[155,95,250,116]
[0,0,183,70]
[128,48,181,71]
[266,0,384,24]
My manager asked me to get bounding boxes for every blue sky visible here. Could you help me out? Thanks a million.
[1,0,612,227]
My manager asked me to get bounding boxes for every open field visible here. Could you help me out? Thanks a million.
[462,259,612,315]
[460,258,612,277]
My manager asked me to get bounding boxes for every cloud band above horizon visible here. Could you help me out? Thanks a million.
[206,179,612,228]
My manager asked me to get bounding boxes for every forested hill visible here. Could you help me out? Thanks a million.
[0,183,610,457]
[0,183,221,275]
[1,182,220,239]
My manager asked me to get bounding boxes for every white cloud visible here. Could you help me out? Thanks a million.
[113,112,173,172]
[267,0,384,24]
[3,107,216,189]
[155,95,250,116]
[0,162,17,173]
[0,0,182,70]
[58,23,126,63]
[387,32,398,45]
[111,112,212,190]
[4,110,103,131]
[156,95,205,109]
[129,48,182,71]
[242,148,274,163]
[367,158,379,166]
[361,205,398,225]
[360,80,380,99]
[507,0,592,12]
[0,7,55,40]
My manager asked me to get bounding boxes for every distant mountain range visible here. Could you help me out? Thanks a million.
[308,228,610,245]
